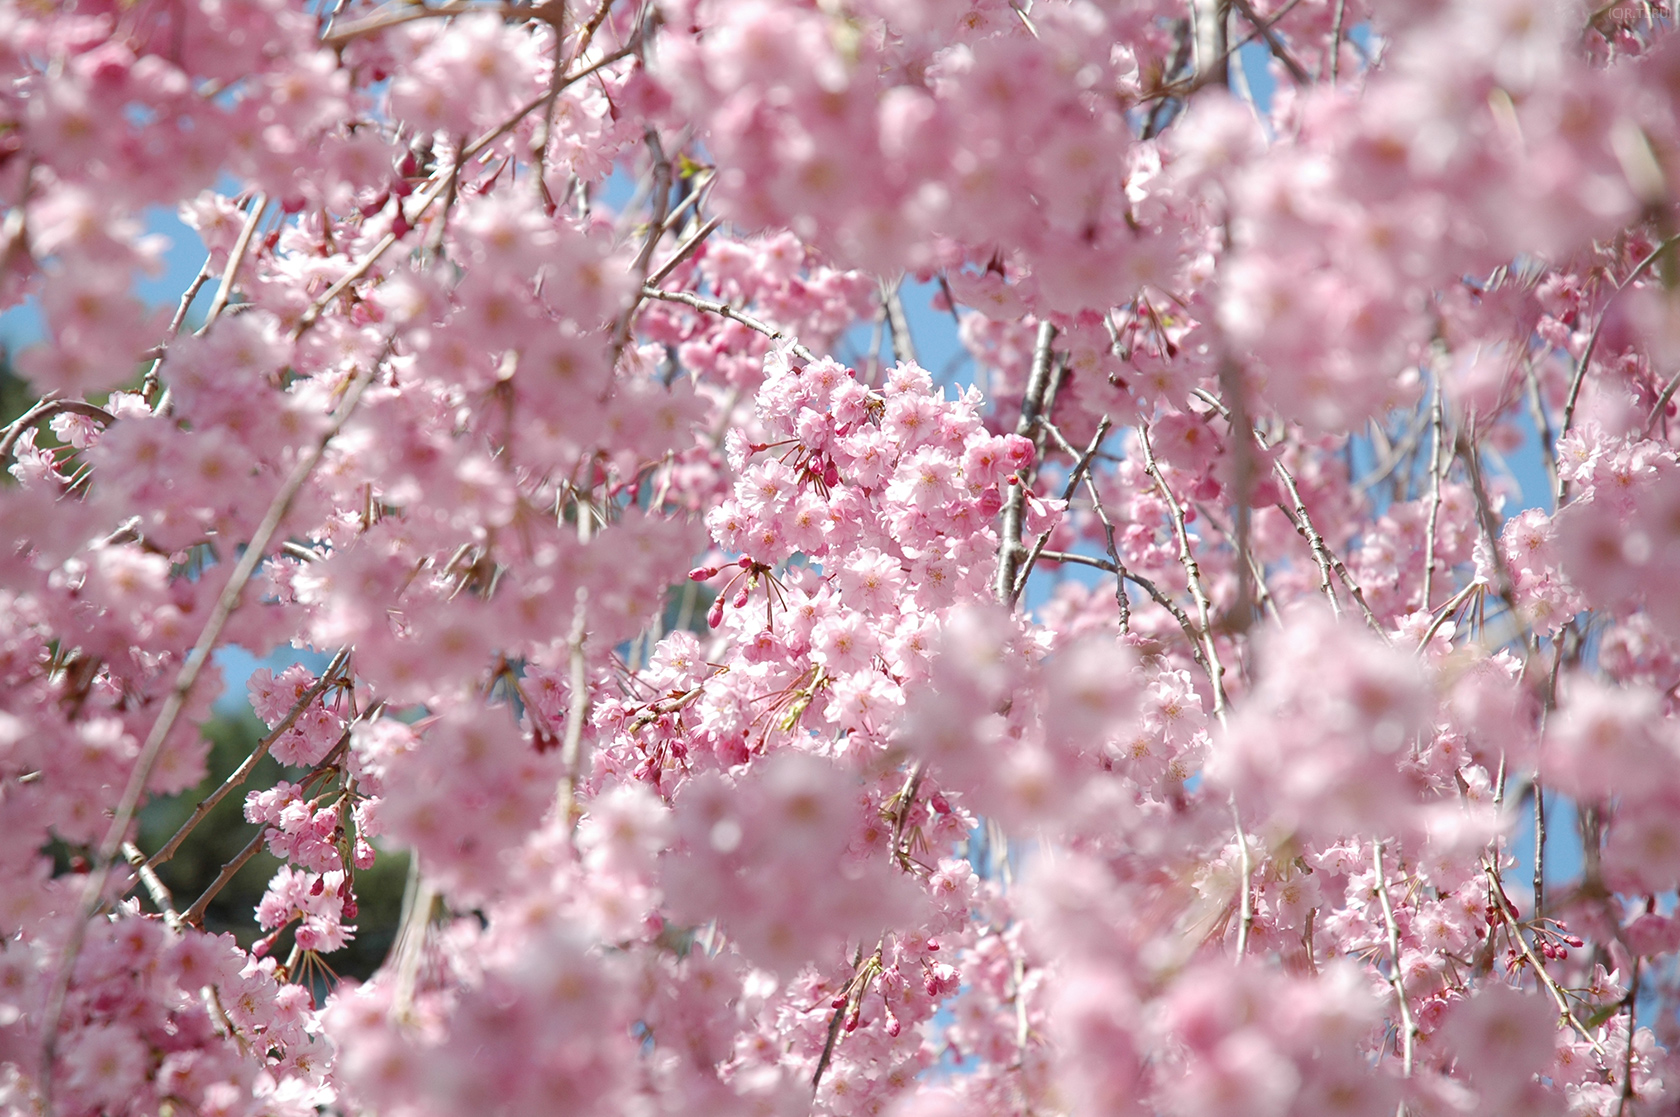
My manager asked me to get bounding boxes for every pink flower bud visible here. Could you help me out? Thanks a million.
[1002,434,1035,469]
[689,566,719,582]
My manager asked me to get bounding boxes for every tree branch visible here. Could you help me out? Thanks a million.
[996,320,1057,605]
[39,352,383,1110]
[141,648,351,874]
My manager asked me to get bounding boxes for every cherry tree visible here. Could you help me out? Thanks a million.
[5,0,1680,1113]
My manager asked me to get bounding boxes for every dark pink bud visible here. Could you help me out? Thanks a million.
[823,461,840,487]
[732,587,750,609]
[1002,433,1035,469]
[707,597,725,629]
[310,876,324,896]
[689,566,719,582]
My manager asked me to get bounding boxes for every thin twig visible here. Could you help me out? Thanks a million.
[1137,421,1227,718]
[181,827,270,927]
[140,262,216,401]
[121,842,177,927]
[1013,418,1111,602]
[1233,801,1254,958]
[1484,861,1610,1058]
[1141,0,1308,109]
[639,287,816,363]
[293,40,644,337]
[0,400,117,464]
[1193,386,1381,632]
[1523,359,1561,503]
[1560,236,1680,504]
[529,5,571,200]
[1616,961,1642,1117]
[143,649,351,873]
[1644,367,1680,434]
[1329,0,1347,83]
[1457,432,1523,618]
[645,215,721,289]
[1373,841,1417,1077]
[1216,358,1258,632]
[1229,0,1310,82]
[1421,380,1447,611]
[889,761,926,871]
[1275,460,1384,636]
[884,280,917,367]
[198,195,268,334]
[1192,0,1230,88]
[322,0,493,47]
[555,589,591,829]
[1416,580,1483,653]
[389,855,437,1023]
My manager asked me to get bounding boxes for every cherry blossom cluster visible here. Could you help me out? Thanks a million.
[12,0,1680,1116]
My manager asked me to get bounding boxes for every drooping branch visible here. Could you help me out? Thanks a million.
[141,648,352,874]
[639,287,816,363]
[39,353,383,1109]
[1137,420,1228,718]
[1012,417,1111,603]
[996,320,1058,605]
